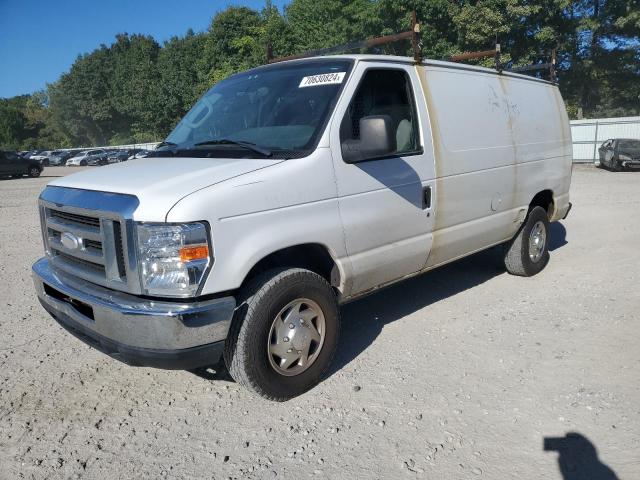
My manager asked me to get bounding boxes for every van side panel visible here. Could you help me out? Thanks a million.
[502,77,573,221]
[418,66,571,268]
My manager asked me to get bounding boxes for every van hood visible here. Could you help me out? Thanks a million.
[48,156,283,221]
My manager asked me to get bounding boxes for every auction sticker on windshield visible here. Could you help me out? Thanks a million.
[299,72,346,88]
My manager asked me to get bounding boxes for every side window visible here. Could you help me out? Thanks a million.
[340,69,419,161]
[619,140,640,150]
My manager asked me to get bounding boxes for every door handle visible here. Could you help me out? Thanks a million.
[422,185,432,209]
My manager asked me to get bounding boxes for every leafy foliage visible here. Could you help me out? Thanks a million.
[1,0,638,150]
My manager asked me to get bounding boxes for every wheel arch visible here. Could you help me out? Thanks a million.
[241,243,343,294]
[529,189,554,219]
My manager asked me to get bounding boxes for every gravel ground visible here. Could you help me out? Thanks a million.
[0,165,638,479]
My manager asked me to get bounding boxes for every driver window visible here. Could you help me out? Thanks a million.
[340,69,419,159]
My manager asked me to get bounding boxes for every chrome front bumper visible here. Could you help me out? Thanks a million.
[32,257,236,369]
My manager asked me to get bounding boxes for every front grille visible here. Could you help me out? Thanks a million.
[49,209,101,228]
[43,205,129,288]
[113,220,127,279]
[57,252,106,275]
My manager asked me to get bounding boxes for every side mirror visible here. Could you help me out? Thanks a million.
[341,115,396,163]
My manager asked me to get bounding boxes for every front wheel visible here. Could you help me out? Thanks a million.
[503,206,550,276]
[224,268,340,401]
[28,166,41,178]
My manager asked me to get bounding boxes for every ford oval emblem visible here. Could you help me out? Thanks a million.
[61,232,81,250]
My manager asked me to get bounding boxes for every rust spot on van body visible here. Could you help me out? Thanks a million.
[498,74,519,213]
[415,64,444,266]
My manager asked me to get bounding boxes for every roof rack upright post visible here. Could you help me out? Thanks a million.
[495,43,502,72]
[266,42,274,63]
[411,10,422,64]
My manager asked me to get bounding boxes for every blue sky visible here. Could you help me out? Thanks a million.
[0,0,287,98]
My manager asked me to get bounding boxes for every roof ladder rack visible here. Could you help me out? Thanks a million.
[444,44,502,72]
[505,49,557,83]
[266,11,423,64]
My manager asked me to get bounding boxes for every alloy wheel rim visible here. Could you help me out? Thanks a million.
[267,298,325,377]
[529,220,546,262]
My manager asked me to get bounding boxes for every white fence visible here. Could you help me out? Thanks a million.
[570,116,640,163]
[60,141,160,153]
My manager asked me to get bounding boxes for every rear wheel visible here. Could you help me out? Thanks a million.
[224,268,340,401]
[504,206,550,276]
[28,166,41,178]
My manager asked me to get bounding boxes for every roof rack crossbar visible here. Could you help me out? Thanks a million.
[507,62,553,73]
[446,48,497,62]
[444,44,502,71]
[267,11,422,64]
[505,50,557,83]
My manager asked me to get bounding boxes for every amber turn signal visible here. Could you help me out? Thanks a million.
[179,245,209,262]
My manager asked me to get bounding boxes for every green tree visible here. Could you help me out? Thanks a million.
[155,30,208,134]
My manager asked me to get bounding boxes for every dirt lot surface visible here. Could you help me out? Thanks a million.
[0,165,638,479]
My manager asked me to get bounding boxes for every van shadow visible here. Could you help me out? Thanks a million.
[327,245,507,377]
[543,432,619,480]
[329,221,569,376]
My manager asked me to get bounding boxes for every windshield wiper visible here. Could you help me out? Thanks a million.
[194,139,272,157]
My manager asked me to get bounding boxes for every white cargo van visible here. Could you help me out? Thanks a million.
[32,55,572,400]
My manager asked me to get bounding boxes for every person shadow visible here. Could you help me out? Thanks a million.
[548,221,568,251]
[544,432,619,480]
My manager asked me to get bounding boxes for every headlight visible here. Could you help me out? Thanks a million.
[619,154,631,161]
[136,222,211,297]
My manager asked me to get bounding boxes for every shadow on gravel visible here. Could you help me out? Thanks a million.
[190,365,234,382]
[549,221,568,251]
[544,432,619,480]
[331,221,570,375]
[329,246,507,376]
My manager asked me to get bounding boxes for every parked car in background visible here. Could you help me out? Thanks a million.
[30,150,57,166]
[0,151,42,178]
[49,151,75,166]
[597,138,640,171]
[127,149,152,160]
[66,149,107,166]
[106,149,130,163]
[21,150,41,160]
[86,149,110,166]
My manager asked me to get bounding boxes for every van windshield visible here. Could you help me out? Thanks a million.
[163,59,353,159]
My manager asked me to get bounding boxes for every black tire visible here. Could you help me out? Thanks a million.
[224,268,340,401]
[503,206,550,276]
[28,166,41,178]
[80,160,87,166]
